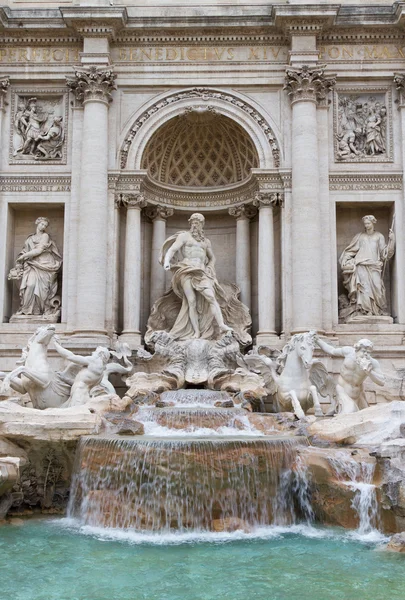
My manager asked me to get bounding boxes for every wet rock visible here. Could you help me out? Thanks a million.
[117,420,145,436]
[385,532,405,553]
[212,517,252,533]
[308,402,405,445]
[214,400,234,408]
[155,400,175,408]
[9,518,24,526]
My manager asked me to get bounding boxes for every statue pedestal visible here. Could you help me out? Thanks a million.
[346,315,394,325]
[9,312,60,324]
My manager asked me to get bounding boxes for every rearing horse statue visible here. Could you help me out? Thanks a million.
[0,325,79,409]
[240,331,335,420]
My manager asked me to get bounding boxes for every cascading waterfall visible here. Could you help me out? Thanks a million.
[68,436,309,532]
[328,453,379,534]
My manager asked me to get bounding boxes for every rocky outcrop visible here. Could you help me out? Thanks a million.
[308,402,405,446]
[385,532,405,553]
[117,420,145,436]
[0,400,102,442]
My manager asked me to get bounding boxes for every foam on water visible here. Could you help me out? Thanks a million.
[57,518,388,547]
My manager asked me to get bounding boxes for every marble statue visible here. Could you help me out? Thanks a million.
[14,97,64,160]
[238,331,335,420]
[0,325,79,409]
[315,336,385,414]
[337,95,387,160]
[339,215,395,322]
[145,213,251,346]
[53,338,132,407]
[8,217,62,322]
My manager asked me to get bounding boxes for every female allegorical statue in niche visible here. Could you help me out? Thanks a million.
[8,217,62,320]
[339,214,395,321]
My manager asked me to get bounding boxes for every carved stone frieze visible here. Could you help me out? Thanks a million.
[228,204,257,220]
[329,173,402,191]
[253,192,283,208]
[10,90,68,165]
[145,205,174,221]
[0,175,71,193]
[284,65,336,105]
[334,88,393,162]
[66,66,116,105]
[120,87,280,169]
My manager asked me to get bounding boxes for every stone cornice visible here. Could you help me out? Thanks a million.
[61,8,128,41]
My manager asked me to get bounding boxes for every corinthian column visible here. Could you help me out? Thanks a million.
[0,78,9,321]
[284,64,335,332]
[66,66,116,340]
[253,192,281,342]
[228,204,256,309]
[119,194,146,347]
[145,205,174,307]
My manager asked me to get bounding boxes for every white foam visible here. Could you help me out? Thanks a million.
[55,519,386,547]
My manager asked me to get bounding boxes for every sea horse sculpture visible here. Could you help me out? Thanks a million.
[239,331,336,419]
[0,325,79,409]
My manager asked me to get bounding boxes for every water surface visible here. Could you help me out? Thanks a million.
[1,519,403,600]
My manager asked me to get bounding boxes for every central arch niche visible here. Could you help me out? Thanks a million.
[141,109,259,188]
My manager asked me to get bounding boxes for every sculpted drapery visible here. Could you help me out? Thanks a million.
[8,217,62,317]
[145,214,251,346]
[339,215,395,319]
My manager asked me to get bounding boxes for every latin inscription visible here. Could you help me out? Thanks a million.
[0,44,404,64]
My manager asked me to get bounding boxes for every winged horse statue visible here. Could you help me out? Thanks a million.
[238,331,336,420]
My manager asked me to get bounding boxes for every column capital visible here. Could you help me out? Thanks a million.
[0,76,9,111]
[228,204,257,220]
[253,192,283,209]
[284,64,336,105]
[66,66,116,105]
[145,204,174,221]
[115,193,146,209]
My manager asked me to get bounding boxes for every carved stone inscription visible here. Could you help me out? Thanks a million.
[10,91,67,164]
[334,90,392,162]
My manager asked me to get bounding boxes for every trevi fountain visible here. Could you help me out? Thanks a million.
[1,1,405,599]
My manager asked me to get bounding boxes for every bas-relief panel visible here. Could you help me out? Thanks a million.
[333,88,393,163]
[9,90,68,165]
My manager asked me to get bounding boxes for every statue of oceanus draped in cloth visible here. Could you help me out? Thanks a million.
[145,213,251,346]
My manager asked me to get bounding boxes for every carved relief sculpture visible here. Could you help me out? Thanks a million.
[12,96,65,161]
[145,212,251,346]
[335,92,391,161]
[339,215,395,322]
[8,217,62,322]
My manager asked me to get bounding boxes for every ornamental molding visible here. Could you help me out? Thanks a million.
[0,175,71,193]
[333,86,393,163]
[329,173,402,191]
[319,29,405,42]
[115,192,146,209]
[120,87,281,170]
[284,64,336,105]
[66,66,116,105]
[9,88,68,166]
[115,32,288,45]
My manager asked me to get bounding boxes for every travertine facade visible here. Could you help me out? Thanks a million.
[1,0,405,404]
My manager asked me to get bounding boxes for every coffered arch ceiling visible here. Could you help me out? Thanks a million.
[141,109,259,188]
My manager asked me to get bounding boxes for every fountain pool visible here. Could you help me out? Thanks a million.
[1,519,404,600]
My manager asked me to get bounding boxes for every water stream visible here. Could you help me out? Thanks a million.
[328,453,379,535]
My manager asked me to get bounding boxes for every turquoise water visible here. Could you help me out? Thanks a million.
[1,519,404,600]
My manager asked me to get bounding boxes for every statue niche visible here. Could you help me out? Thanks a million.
[8,217,62,323]
[338,214,395,324]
